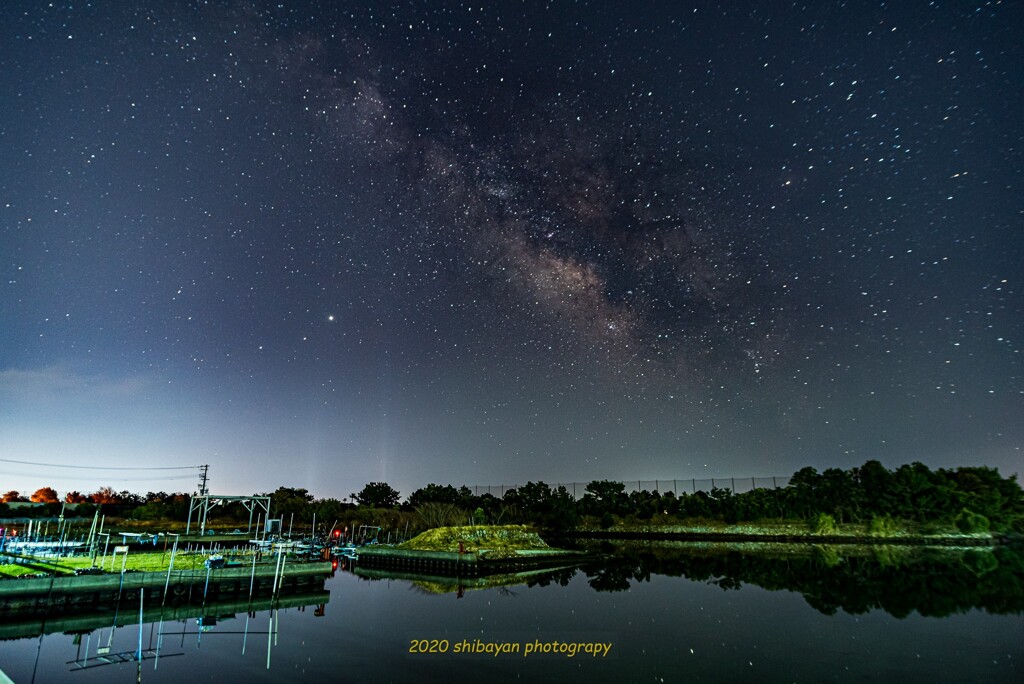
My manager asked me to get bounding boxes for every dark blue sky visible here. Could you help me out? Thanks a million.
[1,1,1021,499]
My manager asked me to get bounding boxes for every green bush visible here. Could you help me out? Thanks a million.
[868,515,900,537]
[599,512,616,529]
[954,508,990,534]
[808,512,837,535]
[130,502,167,521]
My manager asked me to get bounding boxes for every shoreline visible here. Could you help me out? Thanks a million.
[549,526,1004,546]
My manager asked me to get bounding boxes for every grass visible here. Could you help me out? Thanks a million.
[0,548,259,579]
[0,563,49,578]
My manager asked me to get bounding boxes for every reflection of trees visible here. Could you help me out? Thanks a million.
[525,566,577,589]
[579,543,1024,617]
[354,565,580,596]
[585,556,651,592]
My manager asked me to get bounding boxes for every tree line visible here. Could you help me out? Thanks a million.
[3,460,1022,534]
[2,486,167,506]
[343,461,1023,533]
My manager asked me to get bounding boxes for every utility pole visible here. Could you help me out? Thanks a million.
[198,465,209,496]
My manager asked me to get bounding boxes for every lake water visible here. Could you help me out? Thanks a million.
[1,543,1021,683]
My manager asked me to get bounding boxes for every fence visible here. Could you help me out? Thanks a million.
[464,476,792,500]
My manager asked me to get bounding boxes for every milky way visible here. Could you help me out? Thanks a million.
[274,18,785,389]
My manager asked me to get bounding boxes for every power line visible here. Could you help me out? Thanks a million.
[0,458,202,471]
[0,470,199,482]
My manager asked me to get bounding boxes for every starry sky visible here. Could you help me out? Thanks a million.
[1,1,1021,500]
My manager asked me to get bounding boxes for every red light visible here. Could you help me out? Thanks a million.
[333,529,341,538]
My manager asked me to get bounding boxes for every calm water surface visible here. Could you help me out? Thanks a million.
[1,544,1020,683]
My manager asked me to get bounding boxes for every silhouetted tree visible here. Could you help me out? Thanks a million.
[117,490,144,506]
[88,487,120,504]
[503,481,552,512]
[406,484,477,510]
[853,460,899,517]
[353,482,401,508]
[265,487,316,521]
[580,480,629,516]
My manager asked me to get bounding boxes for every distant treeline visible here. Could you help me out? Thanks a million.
[3,460,1022,534]
[425,460,1023,533]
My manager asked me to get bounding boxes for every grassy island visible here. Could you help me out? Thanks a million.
[397,524,556,559]
[355,524,585,577]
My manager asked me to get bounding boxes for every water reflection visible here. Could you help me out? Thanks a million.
[0,544,1020,682]
[0,589,329,641]
[0,576,330,682]
[576,541,1024,617]
[350,542,1024,617]
[352,563,579,597]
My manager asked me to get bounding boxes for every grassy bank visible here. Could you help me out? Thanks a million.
[569,517,997,542]
[0,548,261,579]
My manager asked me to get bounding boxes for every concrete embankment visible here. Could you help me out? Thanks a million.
[0,561,333,614]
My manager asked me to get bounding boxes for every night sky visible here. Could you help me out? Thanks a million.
[1,1,1021,500]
